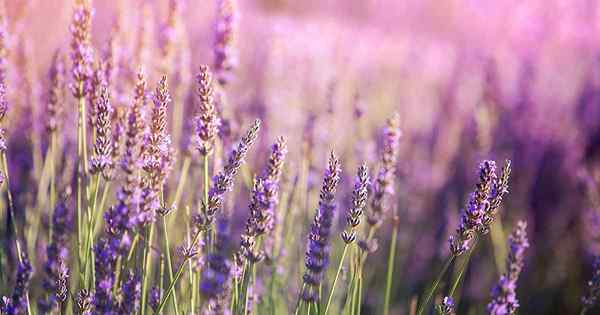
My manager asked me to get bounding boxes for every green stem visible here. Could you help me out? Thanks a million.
[1,153,30,315]
[416,255,455,315]
[162,216,180,315]
[324,244,348,315]
[383,225,398,315]
[448,239,479,298]
[140,224,155,315]
[156,230,203,314]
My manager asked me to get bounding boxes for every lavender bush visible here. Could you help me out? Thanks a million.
[0,1,597,315]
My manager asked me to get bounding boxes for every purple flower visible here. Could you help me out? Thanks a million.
[342,163,371,244]
[69,0,94,99]
[450,160,511,256]
[194,65,220,157]
[116,271,140,314]
[198,119,261,226]
[437,296,455,315]
[488,220,529,315]
[213,0,239,86]
[201,217,232,313]
[39,192,73,313]
[301,151,341,302]
[582,256,600,314]
[46,50,66,133]
[90,85,114,179]
[4,252,32,315]
[368,113,401,227]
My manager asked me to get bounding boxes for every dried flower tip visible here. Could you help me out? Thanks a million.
[194,65,220,156]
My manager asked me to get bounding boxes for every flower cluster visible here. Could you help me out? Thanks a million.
[368,112,401,227]
[449,159,512,256]
[38,192,73,313]
[194,65,220,156]
[342,163,370,244]
[302,151,341,302]
[488,220,529,315]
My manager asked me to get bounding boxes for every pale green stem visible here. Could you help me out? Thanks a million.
[416,255,455,315]
[383,225,398,315]
[155,230,203,314]
[324,244,349,315]
[162,215,180,315]
[140,224,155,315]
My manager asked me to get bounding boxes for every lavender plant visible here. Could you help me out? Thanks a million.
[0,2,596,315]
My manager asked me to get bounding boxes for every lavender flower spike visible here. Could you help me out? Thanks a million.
[213,0,238,86]
[342,163,370,244]
[46,50,66,134]
[301,151,342,302]
[197,119,261,226]
[39,191,73,313]
[4,252,32,315]
[449,160,497,256]
[90,86,114,179]
[582,256,600,314]
[201,216,233,313]
[488,220,529,315]
[69,0,93,99]
[368,112,401,227]
[194,65,220,157]
[437,296,455,315]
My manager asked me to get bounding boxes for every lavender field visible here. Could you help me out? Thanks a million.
[0,0,598,314]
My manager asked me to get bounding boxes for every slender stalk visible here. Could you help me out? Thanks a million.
[162,215,180,315]
[1,152,31,315]
[140,224,155,315]
[170,156,191,208]
[416,255,455,315]
[448,238,479,298]
[155,230,203,314]
[324,244,349,315]
[383,225,398,315]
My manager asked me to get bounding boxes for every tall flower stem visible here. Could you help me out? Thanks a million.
[156,229,204,314]
[416,255,455,315]
[448,238,479,298]
[141,224,156,315]
[162,215,180,315]
[1,152,19,257]
[383,225,398,315]
[48,132,57,239]
[2,152,32,315]
[324,244,349,315]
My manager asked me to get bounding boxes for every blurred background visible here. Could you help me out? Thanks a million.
[3,0,600,314]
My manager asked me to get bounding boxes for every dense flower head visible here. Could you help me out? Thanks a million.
[75,289,93,315]
[4,252,33,315]
[194,65,220,156]
[437,296,455,315]
[69,0,94,98]
[488,220,529,315]
[213,0,238,86]
[198,119,261,226]
[0,15,7,86]
[582,256,600,313]
[137,76,175,225]
[0,82,7,153]
[46,50,66,133]
[201,217,233,303]
[115,271,141,314]
[450,159,512,256]
[90,85,114,179]
[39,192,73,313]
[342,163,371,244]
[302,151,341,302]
[368,112,401,226]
